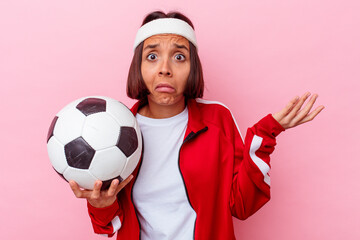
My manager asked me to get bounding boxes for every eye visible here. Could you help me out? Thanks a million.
[146,53,157,61]
[175,54,185,61]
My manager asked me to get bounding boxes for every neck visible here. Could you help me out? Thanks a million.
[139,98,186,119]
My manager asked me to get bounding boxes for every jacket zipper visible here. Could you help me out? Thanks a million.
[131,127,208,240]
[178,127,208,240]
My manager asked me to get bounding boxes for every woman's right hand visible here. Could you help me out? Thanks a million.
[69,175,134,208]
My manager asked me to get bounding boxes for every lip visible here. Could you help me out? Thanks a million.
[155,83,175,93]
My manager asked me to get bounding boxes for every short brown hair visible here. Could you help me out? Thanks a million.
[126,11,204,100]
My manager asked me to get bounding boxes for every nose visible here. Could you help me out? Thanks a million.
[158,59,172,77]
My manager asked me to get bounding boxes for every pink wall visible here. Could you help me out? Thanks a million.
[1,0,359,239]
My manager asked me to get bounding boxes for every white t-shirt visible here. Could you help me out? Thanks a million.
[132,107,196,240]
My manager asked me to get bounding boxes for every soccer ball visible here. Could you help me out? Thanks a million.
[46,96,142,190]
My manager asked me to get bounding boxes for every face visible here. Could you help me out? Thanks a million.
[141,34,190,108]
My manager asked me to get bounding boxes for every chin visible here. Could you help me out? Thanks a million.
[158,98,176,105]
[152,95,184,106]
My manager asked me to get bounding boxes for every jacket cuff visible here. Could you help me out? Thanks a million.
[257,114,285,137]
[87,199,119,223]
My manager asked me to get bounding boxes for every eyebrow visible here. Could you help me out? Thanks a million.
[174,43,189,51]
[143,43,189,52]
[143,44,159,51]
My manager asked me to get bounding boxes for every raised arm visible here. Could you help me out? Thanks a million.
[230,92,323,219]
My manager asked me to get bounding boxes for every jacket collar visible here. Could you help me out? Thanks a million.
[185,98,207,136]
[130,98,207,137]
[130,100,144,115]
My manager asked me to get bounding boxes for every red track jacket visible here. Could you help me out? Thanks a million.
[87,98,284,239]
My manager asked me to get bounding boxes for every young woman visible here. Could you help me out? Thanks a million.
[69,11,324,240]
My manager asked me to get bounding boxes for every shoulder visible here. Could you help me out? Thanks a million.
[193,98,236,129]
[194,98,233,118]
[193,98,244,141]
[188,98,244,141]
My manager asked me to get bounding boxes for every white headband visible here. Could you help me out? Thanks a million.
[133,18,198,51]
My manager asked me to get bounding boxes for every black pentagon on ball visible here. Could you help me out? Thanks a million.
[76,98,106,116]
[101,175,124,191]
[116,127,138,157]
[64,137,95,169]
[47,116,58,143]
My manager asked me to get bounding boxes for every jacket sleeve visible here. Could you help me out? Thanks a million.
[87,198,124,237]
[230,114,284,220]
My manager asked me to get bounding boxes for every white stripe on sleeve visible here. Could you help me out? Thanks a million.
[111,216,122,233]
[249,135,271,186]
[98,234,109,237]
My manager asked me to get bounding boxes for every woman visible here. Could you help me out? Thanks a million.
[69,11,324,239]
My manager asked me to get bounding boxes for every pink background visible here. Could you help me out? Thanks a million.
[1,0,359,239]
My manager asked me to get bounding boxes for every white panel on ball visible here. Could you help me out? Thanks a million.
[120,120,142,179]
[47,136,68,174]
[54,106,86,145]
[106,99,135,127]
[82,112,120,151]
[89,147,127,180]
[63,167,98,190]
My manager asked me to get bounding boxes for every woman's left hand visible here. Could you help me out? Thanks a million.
[272,92,325,130]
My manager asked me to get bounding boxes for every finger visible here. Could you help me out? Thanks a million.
[120,175,134,188]
[90,180,102,199]
[107,179,120,197]
[115,175,134,195]
[69,180,88,198]
[285,95,300,115]
[274,95,299,120]
[298,105,325,125]
[287,92,311,119]
[292,94,318,123]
